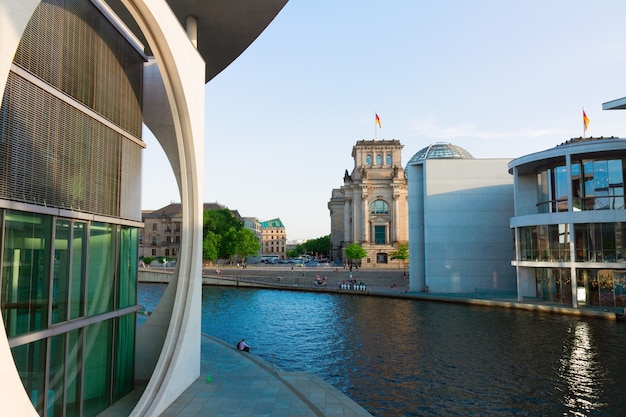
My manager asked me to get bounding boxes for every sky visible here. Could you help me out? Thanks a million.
[141,0,626,241]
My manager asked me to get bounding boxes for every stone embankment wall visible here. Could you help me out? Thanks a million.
[138,266,409,292]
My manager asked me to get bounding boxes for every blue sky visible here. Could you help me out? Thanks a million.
[142,0,626,241]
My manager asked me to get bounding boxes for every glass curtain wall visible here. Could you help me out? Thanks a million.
[574,223,626,262]
[519,225,570,262]
[0,209,138,416]
[539,157,626,213]
[535,163,580,213]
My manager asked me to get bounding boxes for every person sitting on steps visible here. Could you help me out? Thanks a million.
[237,338,250,352]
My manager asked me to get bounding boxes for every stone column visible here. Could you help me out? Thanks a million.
[362,192,369,242]
[392,194,399,242]
[343,198,351,242]
[354,192,362,242]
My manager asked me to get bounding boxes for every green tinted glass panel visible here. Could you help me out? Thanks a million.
[1,211,52,337]
[84,320,112,416]
[118,227,137,308]
[70,222,87,320]
[12,339,46,414]
[66,329,83,417]
[49,333,66,416]
[52,220,71,324]
[114,314,135,400]
[87,222,115,316]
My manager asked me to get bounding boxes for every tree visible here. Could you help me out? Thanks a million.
[202,208,251,263]
[202,231,220,262]
[285,235,331,258]
[220,226,239,260]
[390,243,409,276]
[303,235,331,257]
[233,228,261,261]
[203,208,241,237]
[345,243,367,265]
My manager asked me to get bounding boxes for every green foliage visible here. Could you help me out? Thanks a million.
[142,257,154,266]
[390,243,409,261]
[203,208,241,237]
[201,208,261,262]
[285,235,331,258]
[233,228,261,259]
[202,231,220,261]
[302,235,331,256]
[203,209,243,261]
[345,242,367,261]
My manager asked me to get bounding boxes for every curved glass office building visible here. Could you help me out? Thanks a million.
[1,2,144,415]
[0,0,287,415]
[509,136,626,310]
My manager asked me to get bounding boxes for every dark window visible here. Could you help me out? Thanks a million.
[375,226,386,244]
[370,200,389,214]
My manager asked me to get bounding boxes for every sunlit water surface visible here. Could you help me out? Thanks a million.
[139,283,626,417]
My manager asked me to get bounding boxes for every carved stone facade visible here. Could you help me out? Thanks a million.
[328,140,408,267]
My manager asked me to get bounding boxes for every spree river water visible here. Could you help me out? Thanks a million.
[139,283,626,416]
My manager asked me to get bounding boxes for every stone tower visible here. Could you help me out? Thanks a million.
[328,139,408,266]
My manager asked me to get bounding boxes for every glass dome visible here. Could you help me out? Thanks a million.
[406,142,474,165]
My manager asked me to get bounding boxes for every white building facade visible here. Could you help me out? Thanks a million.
[406,143,516,293]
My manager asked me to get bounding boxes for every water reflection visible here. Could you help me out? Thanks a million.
[559,321,607,414]
[139,284,626,416]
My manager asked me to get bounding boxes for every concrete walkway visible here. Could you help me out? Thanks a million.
[160,335,372,417]
[101,332,372,417]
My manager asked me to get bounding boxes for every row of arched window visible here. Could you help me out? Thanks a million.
[366,153,392,166]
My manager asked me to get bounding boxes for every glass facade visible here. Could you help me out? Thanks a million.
[519,222,626,307]
[519,224,571,261]
[536,268,626,309]
[513,144,626,308]
[0,1,144,415]
[536,156,626,213]
[1,210,139,416]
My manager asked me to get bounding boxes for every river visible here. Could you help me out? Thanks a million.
[139,283,626,416]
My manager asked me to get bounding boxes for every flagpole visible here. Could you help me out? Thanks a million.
[374,113,381,140]
[375,114,378,140]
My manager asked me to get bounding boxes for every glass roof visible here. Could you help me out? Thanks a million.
[406,143,474,165]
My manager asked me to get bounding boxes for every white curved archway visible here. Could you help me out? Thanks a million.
[121,1,204,415]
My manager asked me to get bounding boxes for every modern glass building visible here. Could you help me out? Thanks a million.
[0,1,287,416]
[1,2,144,415]
[509,136,626,310]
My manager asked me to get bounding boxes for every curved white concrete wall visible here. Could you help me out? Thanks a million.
[114,1,205,416]
[0,1,204,416]
[0,4,48,416]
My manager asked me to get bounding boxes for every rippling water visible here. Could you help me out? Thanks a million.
[139,283,626,416]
